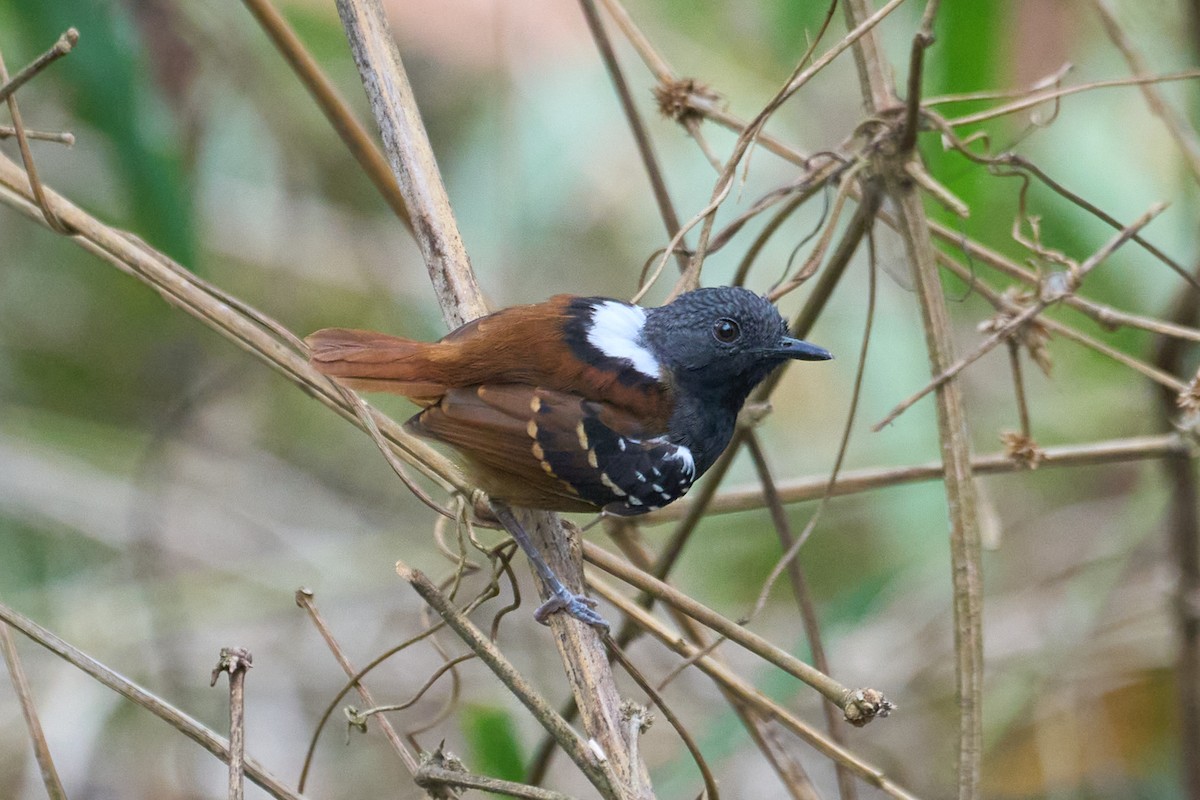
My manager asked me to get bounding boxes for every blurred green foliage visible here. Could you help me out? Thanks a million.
[0,1,1197,798]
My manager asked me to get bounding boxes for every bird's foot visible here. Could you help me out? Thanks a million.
[534,587,610,631]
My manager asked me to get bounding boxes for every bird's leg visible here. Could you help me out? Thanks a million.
[489,501,609,631]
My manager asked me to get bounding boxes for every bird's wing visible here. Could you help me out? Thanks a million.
[307,297,674,427]
[409,385,694,513]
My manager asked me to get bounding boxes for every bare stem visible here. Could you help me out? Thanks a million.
[0,28,78,103]
[0,602,306,800]
[0,622,67,800]
[334,0,486,328]
[239,0,414,231]
[211,648,253,800]
[293,589,422,783]
[648,434,1187,517]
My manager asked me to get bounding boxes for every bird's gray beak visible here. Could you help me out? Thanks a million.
[774,336,833,361]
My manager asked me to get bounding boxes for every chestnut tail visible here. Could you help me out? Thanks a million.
[305,328,448,400]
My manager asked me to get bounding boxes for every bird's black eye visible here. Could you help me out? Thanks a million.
[712,317,741,343]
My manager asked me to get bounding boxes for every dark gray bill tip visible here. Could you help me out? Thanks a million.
[776,337,833,361]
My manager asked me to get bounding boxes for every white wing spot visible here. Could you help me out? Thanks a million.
[651,483,664,492]
[587,301,661,380]
[664,445,695,477]
[617,438,627,452]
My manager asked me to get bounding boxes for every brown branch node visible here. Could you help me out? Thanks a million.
[210,647,254,687]
[1178,368,1200,416]
[841,688,895,728]
[653,77,720,123]
[1000,431,1045,469]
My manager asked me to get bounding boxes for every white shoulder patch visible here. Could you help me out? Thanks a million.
[587,301,661,380]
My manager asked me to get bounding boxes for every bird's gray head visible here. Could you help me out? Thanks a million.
[643,286,831,408]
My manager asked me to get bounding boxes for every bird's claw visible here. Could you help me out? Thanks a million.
[534,588,610,631]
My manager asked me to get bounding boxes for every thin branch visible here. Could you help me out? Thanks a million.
[294,589,424,784]
[0,602,307,800]
[578,0,689,273]
[656,0,906,300]
[0,36,73,234]
[0,125,74,144]
[0,623,67,800]
[1151,263,1200,800]
[210,648,253,800]
[397,561,620,799]
[416,765,580,800]
[583,542,892,724]
[841,1,984,794]
[1089,0,1200,181]
[334,0,486,328]
[239,0,414,231]
[744,433,857,800]
[874,202,1167,431]
[594,522,823,800]
[926,217,1200,341]
[605,639,719,800]
[923,62,1073,106]
[0,28,77,103]
[587,576,921,800]
[934,249,1189,394]
[0,152,471,500]
[648,433,1189,521]
[945,69,1200,128]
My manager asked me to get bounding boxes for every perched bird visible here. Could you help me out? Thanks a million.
[308,286,832,628]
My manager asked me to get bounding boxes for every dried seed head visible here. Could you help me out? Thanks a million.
[1001,431,1044,469]
[1178,368,1200,416]
[654,77,720,123]
[979,287,1053,375]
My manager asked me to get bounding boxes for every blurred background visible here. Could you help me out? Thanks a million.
[1,0,1198,797]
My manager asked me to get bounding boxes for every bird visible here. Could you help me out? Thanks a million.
[307,286,832,629]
